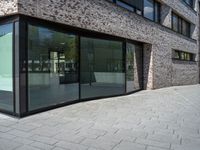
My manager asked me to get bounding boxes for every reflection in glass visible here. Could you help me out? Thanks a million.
[126,43,143,93]
[28,25,79,110]
[182,20,190,37]
[116,0,135,12]
[80,37,125,99]
[144,0,154,20]
[172,14,179,32]
[155,2,160,23]
[0,24,13,111]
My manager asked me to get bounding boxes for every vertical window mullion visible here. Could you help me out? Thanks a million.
[158,3,161,23]
[172,12,174,30]
[187,22,191,37]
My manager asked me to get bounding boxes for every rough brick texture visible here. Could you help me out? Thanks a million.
[0,0,18,16]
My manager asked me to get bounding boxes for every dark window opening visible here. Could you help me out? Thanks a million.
[143,0,161,23]
[172,12,191,37]
[115,0,143,14]
[182,0,194,8]
[109,0,161,23]
[173,50,195,61]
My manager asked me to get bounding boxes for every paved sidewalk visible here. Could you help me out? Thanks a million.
[0,85,200,150]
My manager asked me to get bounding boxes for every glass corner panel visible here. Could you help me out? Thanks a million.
[0,23,14,112]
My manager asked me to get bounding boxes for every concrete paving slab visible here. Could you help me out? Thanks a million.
[0,84,199,150]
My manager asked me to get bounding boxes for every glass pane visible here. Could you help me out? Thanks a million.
[186,22,190,37]
[116,0,134,11]
[172,14,178,32]
[126,43,143,93]
[182,20,187,36]
[185,0,193,7]
[80,37,125,99]
[174,51,180,59]
[186,53,190,61]
[0,23,13,112]
[120,0,143,10]
[144,0,154,21]
[28,25,79,111]
[180,52,185,60]
[178,18,182,33]
[155,2,160,23]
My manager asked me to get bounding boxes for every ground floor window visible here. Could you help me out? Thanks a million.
[0,16,144,114]
[28,24,79,111]
[26,23,144,111]
[80,37,125,99]
[0,23,14,112]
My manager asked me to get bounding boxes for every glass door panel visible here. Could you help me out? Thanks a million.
[80,37,125,99]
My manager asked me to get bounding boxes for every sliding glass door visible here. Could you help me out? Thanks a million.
[0,23,14,112]
[80,37,125,99]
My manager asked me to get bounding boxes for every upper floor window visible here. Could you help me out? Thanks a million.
[109,0,161,23]
[143,0,161,23]
[173,50,195,61]
[183,0,194,8]
[172,12,191,37]
[115,0,143,14]
[116,0,135,12]
[118,0,143,10]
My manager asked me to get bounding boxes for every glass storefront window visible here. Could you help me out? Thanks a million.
[0,17,144,116]
[0,23,14,112]
[28,25,79,111]
[80,37,125,99]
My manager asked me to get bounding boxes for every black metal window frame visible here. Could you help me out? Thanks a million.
[143,0,161,23]
[114,0,143,14]
[0,14,144,117]
[173,49,195,62]
[154,1,161,23]
[110,0,161,23]
[172,12,191,38]
[182,0,195,9]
